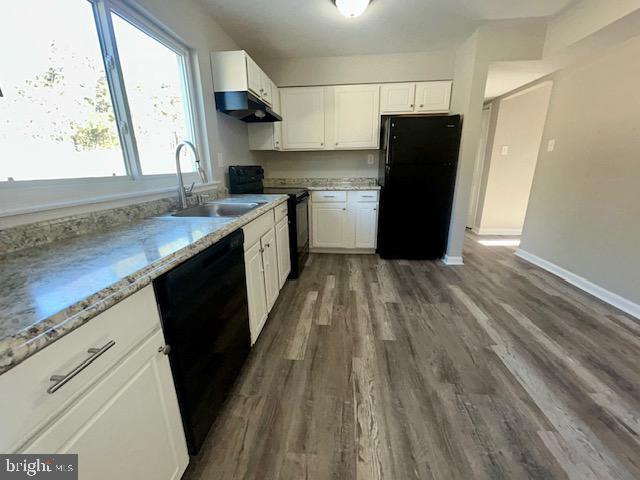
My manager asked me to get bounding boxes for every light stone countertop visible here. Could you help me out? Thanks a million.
[0,194,288,375]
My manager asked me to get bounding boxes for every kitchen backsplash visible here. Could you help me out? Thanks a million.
[263,177,378,188]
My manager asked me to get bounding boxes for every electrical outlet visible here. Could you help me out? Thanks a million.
[217,152,225,168]
[501,145,510,156]
[367,154,375,165]
[547,139,556,152]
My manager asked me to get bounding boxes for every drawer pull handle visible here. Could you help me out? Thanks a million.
[362,195,374,198]
[324,195,335,198]
[47,340,116,394]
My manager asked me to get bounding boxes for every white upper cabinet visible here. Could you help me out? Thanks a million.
[245,54,263,97]
[379,81,452,114]
[281,87,325,150]
[380,83,416,114]
[271,82,281,116]
[415,81,452,113]
[330,85,380,149]
[211,50,277,105]
[260,71,273,106]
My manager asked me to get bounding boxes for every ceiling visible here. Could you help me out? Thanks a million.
[485,61,556,100]
[202,0,575,60]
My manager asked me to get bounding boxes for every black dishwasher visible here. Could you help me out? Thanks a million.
[153,229,250,455]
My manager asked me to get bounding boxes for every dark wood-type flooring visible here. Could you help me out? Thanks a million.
[184,234,640,480]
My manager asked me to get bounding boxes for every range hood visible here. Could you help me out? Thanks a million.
[214,91,282,123]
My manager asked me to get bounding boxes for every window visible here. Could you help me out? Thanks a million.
[0,0,125,181]
[0,0,199,184]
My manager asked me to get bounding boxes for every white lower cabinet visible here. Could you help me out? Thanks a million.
[25,329,188,480]
[0,286,189,480]
[243,206,289,344]
[312,203,348,248]
[261,228,279,311]
[244,241,268,343]
[275,217,291,288]
[311,190,379,251]
[354,203,379,248]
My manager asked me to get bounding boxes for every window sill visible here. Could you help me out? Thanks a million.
[0,179,221,224]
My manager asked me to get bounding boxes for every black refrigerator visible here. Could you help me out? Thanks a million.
[377,115,462,260]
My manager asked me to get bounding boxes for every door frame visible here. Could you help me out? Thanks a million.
[467,104,492,229]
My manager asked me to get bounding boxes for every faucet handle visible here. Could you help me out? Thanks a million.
[185,182,195,196]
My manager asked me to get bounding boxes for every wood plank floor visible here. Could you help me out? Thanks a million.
[183,234,640,480]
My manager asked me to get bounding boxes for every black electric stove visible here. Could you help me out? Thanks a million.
[229,166,309,279]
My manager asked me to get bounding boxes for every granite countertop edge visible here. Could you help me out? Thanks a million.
[0,195,289,376]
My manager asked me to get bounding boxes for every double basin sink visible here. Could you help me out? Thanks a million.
[171,202,265,218]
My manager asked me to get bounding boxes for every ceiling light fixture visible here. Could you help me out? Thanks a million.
[333,0,371,18]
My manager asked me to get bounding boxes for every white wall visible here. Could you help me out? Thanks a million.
[1,0,254,228]
[520,35,640,305]
[260,50,455,87]
[445,18,549,260]
[256,150,379,179]
[474,82,552,234]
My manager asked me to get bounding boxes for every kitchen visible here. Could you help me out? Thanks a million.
[2,0,640,479]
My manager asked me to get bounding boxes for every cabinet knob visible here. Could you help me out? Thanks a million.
[342,208,346,211]
[335,142,339,146]
[419,104,424,108]
[158,345,171,355]
[320,142,324,146]
[410,104,414,108]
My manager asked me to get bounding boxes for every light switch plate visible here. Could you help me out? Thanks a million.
[367,154,375,165]
[547,139,556,152]
[217,152,225,168]
[501,145,510,156]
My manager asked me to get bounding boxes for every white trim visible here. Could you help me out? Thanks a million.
[443,255,464,266]
[310,248,376,255]
[516,249,640,320]
[474,228,523,236]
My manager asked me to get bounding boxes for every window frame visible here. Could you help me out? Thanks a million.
[0,0,210,216]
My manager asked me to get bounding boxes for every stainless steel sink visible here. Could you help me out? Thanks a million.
[172,202,263,218]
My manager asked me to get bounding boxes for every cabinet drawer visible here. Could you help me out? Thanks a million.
[348,191,379,203]
[312,191,347,203]
[0,286,161,452]
[274,201,288,223]
[242,210,275,249]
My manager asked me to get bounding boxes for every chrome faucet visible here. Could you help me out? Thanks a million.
[175,140,208,209]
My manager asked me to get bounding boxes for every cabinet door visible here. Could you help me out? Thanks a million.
[261,71,272,106]
[415,81,452,112]
[245,241,268,344]
[380,83,416,114]
[281,87,325,150]
[273,122,283,150]
[246,54,262,97]
[312,204,348,248]
[332,85,380,149]
[271,82,281,115]
[24,330,189,480]
[275,217,291,288]
[354,204,379,249]
[261,228,280,311]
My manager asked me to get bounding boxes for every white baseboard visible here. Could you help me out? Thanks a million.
[516,249,640,320]
[475,228,523,236]
[443,255,464,266]
[310,247,376,255]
